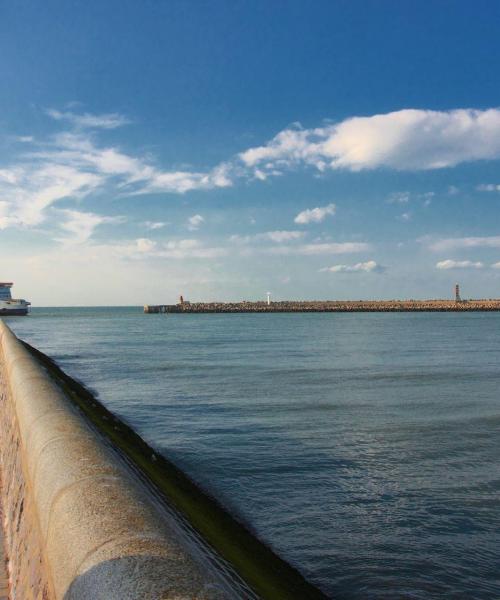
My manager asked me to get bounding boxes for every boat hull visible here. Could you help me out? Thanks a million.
[0,308,29,316]
[0,284,30,315]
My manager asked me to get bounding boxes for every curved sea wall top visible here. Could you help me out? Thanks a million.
[0,320,235,599]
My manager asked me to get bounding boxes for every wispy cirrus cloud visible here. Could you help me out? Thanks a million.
[119,238,227,259]
[387,191,434,205]
[427,236,500,251]
[269,242,370,255]
[387,191,411,204]
[46,109,131,129]
[0,114,233,232]
[37,131,233,193]
[65,235,369,262]
[294,203,336,224]
[320,260,384,273]
[436,259,484,269]
[230,230,305,244]
[228,231,369,256]
[55,209,125,244]
[477,183,500,192]
[0,163,103,229]
[143,221,169,230]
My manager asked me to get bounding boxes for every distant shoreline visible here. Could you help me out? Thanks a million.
[145,299,500,313]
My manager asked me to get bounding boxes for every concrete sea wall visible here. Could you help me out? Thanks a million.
[0,321,236,599]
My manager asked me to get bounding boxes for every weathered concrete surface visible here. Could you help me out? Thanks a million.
[0,321,233,600]
[0,477,10,600]
[0,358,51,600]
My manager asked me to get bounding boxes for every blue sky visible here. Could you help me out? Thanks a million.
[2,0,500,305]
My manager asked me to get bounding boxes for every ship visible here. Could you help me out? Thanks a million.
[0,282,31,316]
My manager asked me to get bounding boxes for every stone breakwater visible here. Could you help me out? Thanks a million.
[0,321,326,600]
[145,299,500,313]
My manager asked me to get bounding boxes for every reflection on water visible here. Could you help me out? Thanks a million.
[8,308,500,599]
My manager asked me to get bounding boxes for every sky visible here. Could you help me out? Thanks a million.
[2,0,500,305]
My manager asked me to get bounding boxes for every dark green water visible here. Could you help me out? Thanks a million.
[7,308,500,598]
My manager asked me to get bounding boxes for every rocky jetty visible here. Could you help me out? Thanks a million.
[145,299,500,313]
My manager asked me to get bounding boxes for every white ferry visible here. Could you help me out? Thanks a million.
[0,282,31,316]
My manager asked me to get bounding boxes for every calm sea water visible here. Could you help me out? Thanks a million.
[6,308,500,599]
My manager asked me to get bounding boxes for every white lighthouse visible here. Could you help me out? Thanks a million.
[266,292,271,306]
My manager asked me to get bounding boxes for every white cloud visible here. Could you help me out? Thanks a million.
[398,212,412,222]
[0,122,235,232]
[230,230,305,244]
[253,169,268,181]
[240,128,312,169]
[163,241,226,259]
[436,259,484,270]
[143,167,233,194]
[159,239,226,259]
[477,183,500,192]
[22,127,232,198]
[46,109,131,129]
[271,242,370,255]
[0,163,103,229]
[320,260,383,273]
[187,214,205,231]
[0,169,21,184]
[294,203,336,224]
[143,221,168,230]
[265,230,304,243]
[428,236,500,251]
[135,238,158,253]
[387,191,410,204]
[240,108,500,174]
[45,132,226,194]
[56,209,125,244]
[388,191,434,206]
[228,235,369,256]
[421,191,435,200]
[7,105,500,241]
[109,237,227,260]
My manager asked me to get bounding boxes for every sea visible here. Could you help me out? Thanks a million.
[5,307,500,599]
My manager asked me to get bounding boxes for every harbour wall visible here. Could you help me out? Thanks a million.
[0,321,327,600]
[145,299,500,313]
[0,321,237,599]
